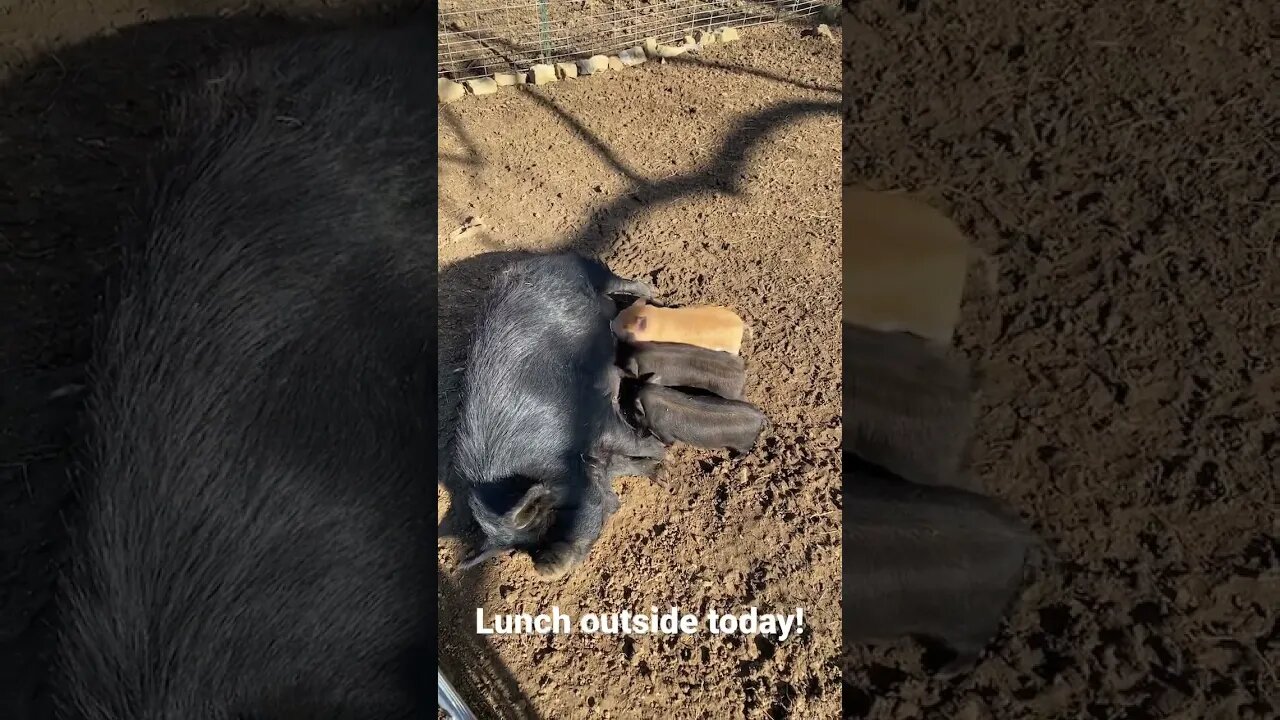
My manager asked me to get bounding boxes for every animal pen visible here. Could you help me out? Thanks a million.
[438,0,832,81]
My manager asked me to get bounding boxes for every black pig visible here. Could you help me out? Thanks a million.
[844,322,978,490]
[452,252,664,580]
[619,341,747,400]
[633,383,767,453]
[842,455,1041,672]
[53,26,440,720]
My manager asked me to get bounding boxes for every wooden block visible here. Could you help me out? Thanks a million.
[493,72,521,86]
[652,41,693,58]
[578,55,610,75]
[438,77,465,103]
[463,78,498,96]
[529,64,557,85]
[619,47,647,66]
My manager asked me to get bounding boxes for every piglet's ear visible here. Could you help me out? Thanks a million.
[632,392,648,418]
[510,482,555,531]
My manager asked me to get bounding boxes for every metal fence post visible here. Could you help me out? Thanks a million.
[438,668,479,720]
[538,0,552,64]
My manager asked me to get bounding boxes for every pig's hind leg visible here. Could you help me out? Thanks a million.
[583,259,654,299]
[932,635,988,677]
[601,410,667,458]
[602,276,654,300]
[603,454,663,482]
[531,543,580,581]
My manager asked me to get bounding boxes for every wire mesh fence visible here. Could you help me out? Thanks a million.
[439,0,830,81]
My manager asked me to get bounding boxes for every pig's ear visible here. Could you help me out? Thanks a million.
[620,356,638,376]
[602,488,621,515]
[510,482,555,531]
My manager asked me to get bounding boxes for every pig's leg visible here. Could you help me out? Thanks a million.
[599,369,666,457]
[602,364,626,405]
[601,415,667,458]
[528,511,595,581]
[583,456,624,513]
[530,479,616,580]
[596,270,654,300]
[606,279,653,300]
[607,455,663,479]
[579,256,651,298]
[621,454,671,490]
[531,542,580,580]
[935,638,985,677]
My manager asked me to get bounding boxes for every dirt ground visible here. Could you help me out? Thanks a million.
[435,24,843,720]
[842,1,1277,719]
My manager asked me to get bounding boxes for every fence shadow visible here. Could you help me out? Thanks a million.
[440,103,485,169]
[667,52,841,95]
[438,567,541,720]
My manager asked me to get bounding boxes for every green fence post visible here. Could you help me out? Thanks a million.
[538,0,552,64]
